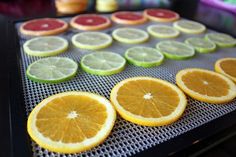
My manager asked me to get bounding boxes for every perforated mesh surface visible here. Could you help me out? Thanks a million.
[16,15,236,157]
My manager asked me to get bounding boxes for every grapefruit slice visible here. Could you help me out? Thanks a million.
[144,9,179,22]
[70,14,111,31]
[20,18,68,36]
[111,11,147,25]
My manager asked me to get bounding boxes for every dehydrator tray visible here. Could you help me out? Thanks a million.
[12,13,236,157]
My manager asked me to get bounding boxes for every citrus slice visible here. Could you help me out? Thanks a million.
[81,51,126,76]
[176,68,236,104]
[23,36,68,57]
[215,58,236,83]
[110,77,187,126]
[72,32,112,50]
[20,18,68,36]
[111,11,147,25]
[205,33,236,48]
[156,41,195,60]
[26,57,78,83]
[112,28,149,44]
[147,25,180,38]
[27,91,116,154]
[143,9,179,22]
[185,37,216,53]
[173,20,206,34]
[70,14,111,31]
[125,46,164,68]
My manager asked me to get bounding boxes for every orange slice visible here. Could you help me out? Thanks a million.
[27,92,116,154]
[215,58,236,83]
[176,68,236,104]
[110,77,187,126]
[143,9,179,22]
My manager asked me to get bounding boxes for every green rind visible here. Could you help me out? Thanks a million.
[26,58,78,83]
[185,39,216,53]
[81,63,126,76]
[23,37,69,57]
[205,35,236,48]
[71,33,113,50]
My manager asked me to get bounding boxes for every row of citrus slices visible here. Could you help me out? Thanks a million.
[20,9,180,36]
[27,60,236,154]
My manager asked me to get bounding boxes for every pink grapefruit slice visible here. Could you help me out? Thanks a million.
[111,11,147,25]
[144,9,179,22]
[20,18,68,36]
[70,14,111,31]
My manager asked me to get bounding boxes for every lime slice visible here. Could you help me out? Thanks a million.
[156,41,195,60]
[26,57,78,83]
[205,33,236,48]
[81,52,126,76]
[23,36,68,57]
[72,32,113,50]
[147,25,180,38]
[112,28,149,44]
[185,37,216,53]
[173,20,206,34]
[125,46,164,67]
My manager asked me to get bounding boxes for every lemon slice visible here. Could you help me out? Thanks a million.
[110,77,187,126]
[173,20,206,34]
[26,57,78,83]
[215,58,236,83]
[156,41,195,60]
[72,32,112,50]
[176,68,236,104]
[205,33,236,48]
[112,28,149,44]
[125,46,164,67]
[185,37,216,53]
[147,25,180,38]
[27,92,116,154]
[23,36,68,57]
[81,51,126,76]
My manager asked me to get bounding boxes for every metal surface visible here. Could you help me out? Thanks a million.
[16,15,236,157]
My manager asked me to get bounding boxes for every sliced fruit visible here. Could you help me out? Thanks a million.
[110,77,187,126]
[20,18,68,36]
[185,37,216,53]
[143,9,179,22]
[147,25,180,38]
[112,28,149,44]
[72,32,112,50]
[111,11,147,25]
[205,33,236,48]
[176,68,236,104]
[156,41,195,60]
[27,91,116,154]
[70,14,111,31]
[125,46,164,67]
[26,57,78,83]
[81,51,126,76]
[23,36,68,57]
[215,58,236,83]
[173,20,206,34]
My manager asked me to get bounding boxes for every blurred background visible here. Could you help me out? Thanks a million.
[0,0,235,36]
